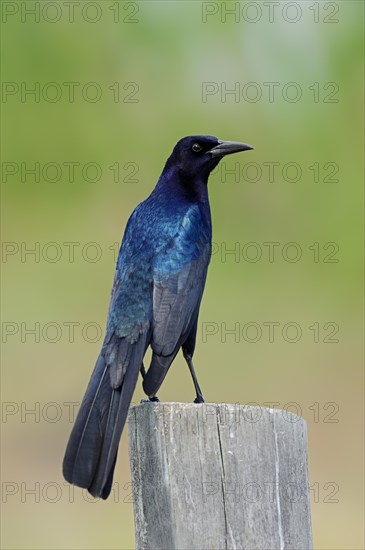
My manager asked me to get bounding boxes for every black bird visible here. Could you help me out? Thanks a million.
[63,135,253,499]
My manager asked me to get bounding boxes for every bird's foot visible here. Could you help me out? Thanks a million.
[194,395,205,404]
[140,396,160,403]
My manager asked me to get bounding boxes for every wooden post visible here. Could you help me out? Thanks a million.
[128,402,312,550]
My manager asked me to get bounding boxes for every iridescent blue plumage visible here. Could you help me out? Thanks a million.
[63,135,253,499]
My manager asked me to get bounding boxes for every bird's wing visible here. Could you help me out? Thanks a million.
[151,205,211,357]
[102,205,154,388]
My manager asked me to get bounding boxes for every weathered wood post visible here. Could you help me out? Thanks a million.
[128,402,312,550]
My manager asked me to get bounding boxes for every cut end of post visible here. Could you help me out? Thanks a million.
[128,403,312,550]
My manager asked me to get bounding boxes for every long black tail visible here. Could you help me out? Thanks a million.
[62,351,141,499]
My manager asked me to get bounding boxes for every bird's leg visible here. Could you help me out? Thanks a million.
[140,363,160,403]
[183,351,205,404]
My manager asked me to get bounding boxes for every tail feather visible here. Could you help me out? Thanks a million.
[63,338,146,499]
[88,354,141,498]
[142,351,176,397]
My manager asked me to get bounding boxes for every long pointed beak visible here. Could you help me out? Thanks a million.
[208,140,254,158]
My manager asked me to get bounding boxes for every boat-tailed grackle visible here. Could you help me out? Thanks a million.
[63,135,253,499]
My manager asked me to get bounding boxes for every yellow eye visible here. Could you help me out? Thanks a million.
[192,143,202,153]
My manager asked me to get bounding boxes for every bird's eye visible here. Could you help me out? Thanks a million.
[192,143,202,153]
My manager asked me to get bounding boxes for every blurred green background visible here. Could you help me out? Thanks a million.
[1,1,364,548]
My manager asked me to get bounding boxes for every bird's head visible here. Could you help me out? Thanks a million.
[165,135,254,181]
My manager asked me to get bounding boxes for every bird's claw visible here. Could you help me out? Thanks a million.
[194,396,205,404]
[140,396,160,403]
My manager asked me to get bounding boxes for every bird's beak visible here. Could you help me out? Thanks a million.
[208,140,254,158]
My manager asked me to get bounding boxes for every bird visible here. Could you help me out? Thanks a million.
[63,135,253,499]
